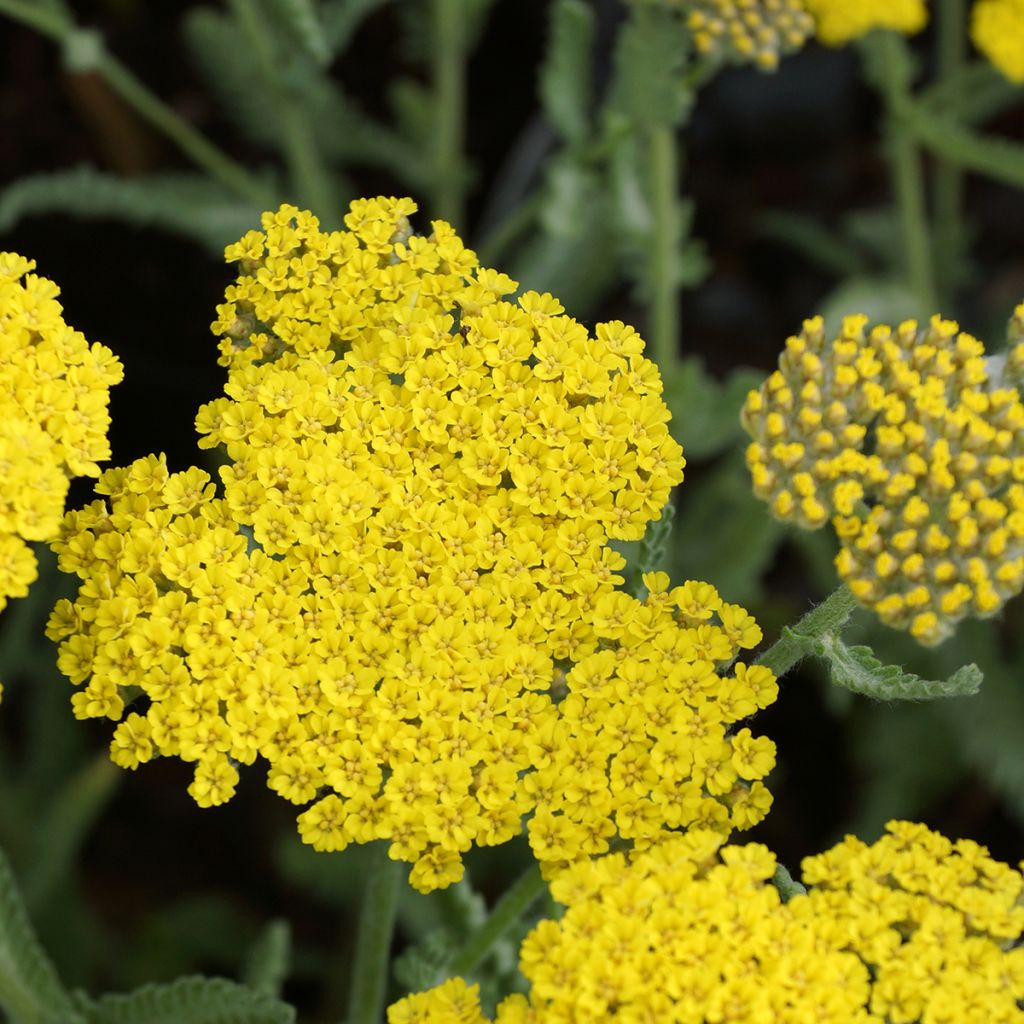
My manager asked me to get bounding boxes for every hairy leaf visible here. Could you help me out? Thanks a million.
[801,631,982,701]
[80,977,295,1024]
[609,6,690,131]
[242,921,290,999]
[0,167,262,253]
[0,844,82,1024]
[263,0,330,65]
[539,0,594,147]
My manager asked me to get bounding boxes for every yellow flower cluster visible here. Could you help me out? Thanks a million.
[687,0,815,71]
[802,820,1024,1023]
[972,0,1024,82]
[528,572,776,876]
[803,0,927,45]
[390,821,1024,1024]
[743,311,1024,645]
[48,199,772,893]
[0,253,121,622]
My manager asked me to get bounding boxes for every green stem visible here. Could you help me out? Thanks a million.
[934,0,966,304]
[228,0,337,217]
[876,33,937,314]
[0,0,273,208]
[444,863,546,978]
[345,847,401,1024]
[649,124,681,373]
[431,0,467,224]
[756,585,859,678]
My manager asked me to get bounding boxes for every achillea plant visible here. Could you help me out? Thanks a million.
[391,821,1024,1023]
[48,199,777,892]
[0,253,122,698]
[742,310,1024,645]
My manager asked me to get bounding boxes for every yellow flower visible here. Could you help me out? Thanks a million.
[47,200,772,894]
[971,0,1024,82]
[393,821,1024,1022]
[743,309,1024,645]
[804,0,928,45]
[687,0,814,71]
[0,252,122,701]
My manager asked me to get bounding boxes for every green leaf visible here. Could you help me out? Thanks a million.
[0,843,82,1024]
[815,276,922,333]
[608,6,690,131]
[664,358,761,460]
[539,0,594,147]
[907,106,1024,191]
[633,503,675,597]
[756,210,865,279]
[79,977,295,1024]
[917,60,1022,126]
[810,632,982,701]
[321,0,390,54]
[0,166,262,254]
[263,0,331,65]
[393,932,452,993]
[241,922,290,999]
[672,453,786,605]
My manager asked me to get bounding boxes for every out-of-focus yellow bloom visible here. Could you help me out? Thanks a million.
[50,200,777,892]
[803,0,928,45]
[688,0,815,71]
[391,821,1024,1023]
[743,309,1024,645]
[972,0,1024,82]
[0,253,121,701]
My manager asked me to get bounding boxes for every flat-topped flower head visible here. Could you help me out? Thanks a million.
[391,821,1024,1023]
[803,0,927,45]
[744,308,1024,645]
[0,253,122,629]
[972,0,1024,83]
[50,198,745,892]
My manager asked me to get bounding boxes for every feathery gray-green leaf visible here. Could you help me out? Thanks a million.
[321,0,390,54]
[79,976,295,1024]
[0,843,83,1024]
[263,0,330,65]
[0,167,262,253]
[539,0,595,148]
[241,922,291,999]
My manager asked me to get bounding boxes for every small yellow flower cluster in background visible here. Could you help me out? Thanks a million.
[803,0,927,46]
[688,0,814,71]
[802,820,1024,1023]
[389,821,1024,1023]
[743,310,1024,645]
[48,200,777,893]
[0,253,121,625]
[972,0,1024,83]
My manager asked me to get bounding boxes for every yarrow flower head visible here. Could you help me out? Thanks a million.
[742,310,1024,645]
[390,821,1024,1023]
[48,199,777,892]
[802,0,928,45]
[0,252,121,636]
[971,0,1024,82]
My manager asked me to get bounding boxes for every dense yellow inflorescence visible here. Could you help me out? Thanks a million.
[687,0,815,71]
[390,821,1024,1023]
[803,0,928,45]
[743,311,1024,645]
[49,199,776,891]
[0,253,121,625]
[972,0,1024,83]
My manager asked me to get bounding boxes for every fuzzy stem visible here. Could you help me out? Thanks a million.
[0,0,274,208]
[756,585,859,678]
[431,0,467,224]
[228,0,337,217]
[649,124,681,372]
[934,0,966,304]
[444,863,546,978]
[877,33,937,314]
[345,847,401,1024]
